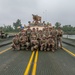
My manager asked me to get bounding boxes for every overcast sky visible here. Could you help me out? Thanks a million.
[0,0,75,26]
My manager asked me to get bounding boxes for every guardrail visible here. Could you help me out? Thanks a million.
[0,35,14,47]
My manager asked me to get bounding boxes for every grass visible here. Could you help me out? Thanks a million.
[6,32,18,34]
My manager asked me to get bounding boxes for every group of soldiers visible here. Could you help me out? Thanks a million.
[12,26,63,52]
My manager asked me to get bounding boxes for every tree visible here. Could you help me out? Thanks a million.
[55,22,61,29]
[2,25,14,32]
[62,25,75,34]
[13,19,22,31]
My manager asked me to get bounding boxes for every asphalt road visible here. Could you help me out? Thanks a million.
[0,43,75,75]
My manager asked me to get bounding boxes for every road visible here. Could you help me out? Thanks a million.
[0,43,75,75]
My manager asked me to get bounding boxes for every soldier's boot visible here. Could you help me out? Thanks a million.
[52,46,55,53]
[49,44,52,51]
[34,45,38,51]
[47,44,50,51]
[54,45,56,50]
[47,45,49,51]
[21,44,25,50]
[26,46,29,51]
[40,44,43,51]
[24,45,27,50]
[27,45,31,51]
[43,44,46,51]
[55,44,57,50]
[60,44,62,49]
[12,45,16,50]
[57,39,60,48]
[44,44,47,51]
[38,44,40,51]
[44,46,46,51]
[47,48,49,51]
[27,43,31,51]
[52,49,55,52]
[44,46,47,51]
[59,37,62,49]
[52,48,55,53]
[26,42,30,50]
[31,47,34,51]
[16,46,20,51]
[40,46,43,51]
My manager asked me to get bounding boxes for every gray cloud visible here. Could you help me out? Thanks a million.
[0,0,75,26]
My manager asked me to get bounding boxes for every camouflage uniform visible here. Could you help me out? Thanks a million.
[31,28,36,36]
[47,35,55,52]
[36,30,42,51]
[26,26,32,41]
[51,27,58,50]
[44,28,49,37]
[19,30,26,36]
[36,28,39,39]
[31,35,39,51]
[49,27,52,35]
[57,27,63,48]
[12,34,20,50]
[23,35,30,50]
[19,34,27,50]
[40,35,46,51]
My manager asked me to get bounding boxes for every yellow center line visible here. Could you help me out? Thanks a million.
[62,47,75,57]
[32,50,38,75]
[24,51,35,75]
[0,47,12,54]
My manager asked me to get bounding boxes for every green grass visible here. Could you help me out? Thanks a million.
[5,32,18,35]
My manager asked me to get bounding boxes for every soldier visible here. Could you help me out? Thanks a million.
[26,26,32,42]
[40,35,46,51]
[57,27,63,48]
[0,30,2,38]
[31,35,39,51]
[19,33,27,50]
[25,38,30,50]
[51,26,58,50]
[35,28,41,50]
[31,28,36,36]
[36,28,39,38]
[19,29,26,36]
[45,27,49,37]
[43,28,46,36]
[49,27,52,35]
[12,34,20,50]
[36,28,39,32]
[47,35,55,52]
[36,30,42,41]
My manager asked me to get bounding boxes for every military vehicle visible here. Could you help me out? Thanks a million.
[0,30,8,39]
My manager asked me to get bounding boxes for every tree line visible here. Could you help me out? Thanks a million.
[0,19,22,33]
[55,22,75,35]
[0,19,75,34]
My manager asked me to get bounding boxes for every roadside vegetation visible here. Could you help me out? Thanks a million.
[0,19,21,33]
[55,22,75,35]
[0,19,75,35]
